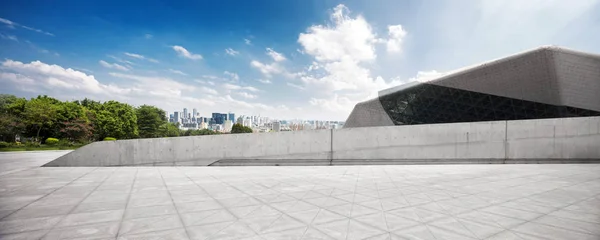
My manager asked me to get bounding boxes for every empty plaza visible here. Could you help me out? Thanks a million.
[1,151,599,240]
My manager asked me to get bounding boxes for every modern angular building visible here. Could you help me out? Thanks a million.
[345,46,600,128]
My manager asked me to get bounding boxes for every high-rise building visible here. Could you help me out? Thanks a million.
[183,108,188,120]
[174,112,180,123]
[224,120,233,132]
[228,112,235,124]
[243,118,252,127]
[212,113,227,124]
[192,108,197,118]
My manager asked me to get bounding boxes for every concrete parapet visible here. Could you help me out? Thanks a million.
[44,116,600,167]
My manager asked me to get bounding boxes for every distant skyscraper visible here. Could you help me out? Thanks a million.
[193,108,197,118]
[174,112,180,123]
[224,120,233,132]
[228,112,235,125]
[212,113,227,124]
[183,108,188,120]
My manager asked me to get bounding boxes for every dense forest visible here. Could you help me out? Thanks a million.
[0,94,247,147]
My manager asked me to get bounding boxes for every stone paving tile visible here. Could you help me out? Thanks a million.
[56,209,124,228]
[118,227,189,240]
[1,152,600,240]
[0,215,63,235]
[118,214,183,236]
[42,221,120,239]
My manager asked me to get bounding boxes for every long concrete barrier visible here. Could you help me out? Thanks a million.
[43,116,600,167]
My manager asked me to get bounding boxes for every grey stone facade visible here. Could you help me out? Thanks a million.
[345,46,600,128]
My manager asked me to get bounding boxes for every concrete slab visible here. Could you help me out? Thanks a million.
[0,151,599,239]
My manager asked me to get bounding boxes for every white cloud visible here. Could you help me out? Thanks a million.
[0,33,18,42]
[199,86,218,95]
[250,48,297,78]
[244,86,259,92]
[309,94,354,113]
[108,55,135,65]
[169,69,188,76]
[172,45,203,60]
[0,18,14,26]
[225,48,240,56]
[222,83,259,92]
[0,17,54,36]
[0,59,289,117]
[23,40,59,56]
[266,48,286,61]
[222,83,243,91]
[298,5,377,62]
[144,34,153,39]
[223,71,239,81]
[108,72,197,98]
[1,59,122,95]
[202,75,219,80]
[0,72,35,86]
[236,91,258,99]
[244,38,252,45]
[287,82,305,90]
[386,25,407,53]
[201,87,218,95]
[408,70,445,83]
[296,4,403,118]
[99,60,129,71]
[124,52,143,59]
[250,60,281,78]
[124,52,159,63]
[258,79,272,84]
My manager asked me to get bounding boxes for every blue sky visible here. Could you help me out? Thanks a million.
[1,0,599,120]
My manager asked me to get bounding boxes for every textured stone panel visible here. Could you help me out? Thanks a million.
[429,47,561,105]
[343,98,394,128]
[552,48,600,111]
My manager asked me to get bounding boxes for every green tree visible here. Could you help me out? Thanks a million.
[192,129,220,135]
[92,101,138,140]
[158,123,180,137]
[0,95,25,142]
[23,97,58,141]
[0,94,18,112]
[136,105,167,138]
[60,118,94,142]
[231,123,253,134]
[0,114,24,142]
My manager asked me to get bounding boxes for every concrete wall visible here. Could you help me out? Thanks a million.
[332,120,507,162]
[506,117,600,161]
[44,116,600,167]
[44,130,332,167]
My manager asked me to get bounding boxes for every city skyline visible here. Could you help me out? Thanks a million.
[1,1,599,121]
[167,106,344,132]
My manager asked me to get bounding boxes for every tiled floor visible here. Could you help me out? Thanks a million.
[0,151,599,240]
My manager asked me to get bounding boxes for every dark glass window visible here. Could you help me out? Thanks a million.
[379,83,600,125]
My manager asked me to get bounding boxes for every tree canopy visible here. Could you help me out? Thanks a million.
[0,94,221,143]
[136,105,167,138]
[231,123,253,134]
